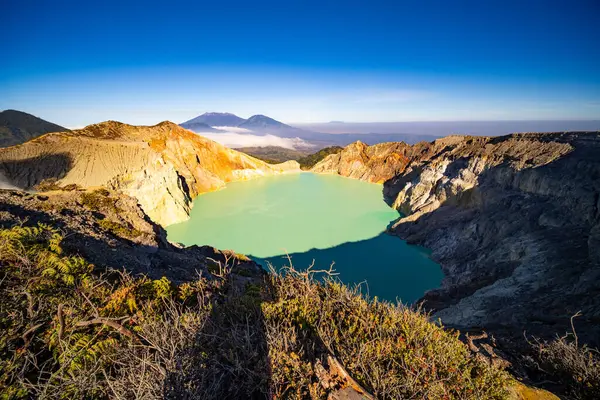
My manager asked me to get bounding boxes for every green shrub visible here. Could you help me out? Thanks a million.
[97,218,143,239]
[0,223,214,399]
[262,265,510,399]
[80,189,120,213]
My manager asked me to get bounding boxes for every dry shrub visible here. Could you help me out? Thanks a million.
[531,316,600,400]
[0,223,215,399]
[161,282,270,399]
[262,264,510,399]
[104,299,210,399]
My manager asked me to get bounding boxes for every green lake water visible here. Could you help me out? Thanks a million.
[166,172,442,303]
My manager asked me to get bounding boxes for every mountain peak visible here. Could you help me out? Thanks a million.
[181,112,246,128]
[240,114,290,129]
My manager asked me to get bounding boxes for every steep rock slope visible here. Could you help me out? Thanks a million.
[0,121,299,226]
[0,188,263,282]
[311,140,415,183]
[0,109,67,147]
[313,133,600,345]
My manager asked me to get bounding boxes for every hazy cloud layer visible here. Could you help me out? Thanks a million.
[198,131,312,149]
[212,126,253,133]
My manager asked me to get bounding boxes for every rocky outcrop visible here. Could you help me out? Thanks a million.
[0,121,300,226]
[314,132,600,346]
[311,140,412,183]
[0,188,263,282]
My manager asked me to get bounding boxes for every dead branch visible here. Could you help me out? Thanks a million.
[75,317,140,343]
[327,355,375,400]
[57,303,65,341]
[22,322,44,342]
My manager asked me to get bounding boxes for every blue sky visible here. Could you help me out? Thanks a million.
[1,0,599,127]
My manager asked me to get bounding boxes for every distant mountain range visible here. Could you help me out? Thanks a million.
[0,108,444,155]
[239,114,292,130]
[178,112,442,150]
[181,112,303,135]
[0,110,67,147]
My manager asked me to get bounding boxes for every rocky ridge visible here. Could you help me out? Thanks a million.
[312,132,600,345]
[0,121,299,226]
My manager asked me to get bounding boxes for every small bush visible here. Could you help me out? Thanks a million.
[533,333,600,399]
[97,218,143,239]
[80,190,120,213]
[34,178,62,192]
[61,183,81,191]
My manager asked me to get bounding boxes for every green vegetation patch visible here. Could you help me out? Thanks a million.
[0,223,214,399]
[97,218,143,239]
[297,146,343,169]
[80,189,121,213]
[237,146,309,164]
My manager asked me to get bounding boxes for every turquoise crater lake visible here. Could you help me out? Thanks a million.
[166,173,442,303]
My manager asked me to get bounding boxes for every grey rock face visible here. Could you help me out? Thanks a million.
[386,132,600,345]
[315,132,600,346]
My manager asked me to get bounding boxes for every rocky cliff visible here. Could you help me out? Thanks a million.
[0,121,299,226]
[313,132,600,345]
[311,140,413,183]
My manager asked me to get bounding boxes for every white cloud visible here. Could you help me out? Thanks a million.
[212,126,253,133]
[197,131,312,149]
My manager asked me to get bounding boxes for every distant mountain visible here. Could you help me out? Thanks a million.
[181,112,246,128]
[179,121,221,133]
[0,110,67,147]
[238,114,328,142]
[238,114,293,130]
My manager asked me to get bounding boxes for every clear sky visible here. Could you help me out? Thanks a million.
[1,0,599,127]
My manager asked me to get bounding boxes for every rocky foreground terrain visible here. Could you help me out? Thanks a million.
[0,188,263,283]
[0,121,299,226]
[312,132,600,348]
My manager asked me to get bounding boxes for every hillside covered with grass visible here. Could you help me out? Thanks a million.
[0,221,516,399]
